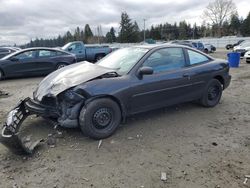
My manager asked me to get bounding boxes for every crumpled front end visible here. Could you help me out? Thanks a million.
[0,88,87,154]
[0,98,44,154]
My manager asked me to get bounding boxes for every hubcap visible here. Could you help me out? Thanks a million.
[93,108,112,129]
[208,85,220,101]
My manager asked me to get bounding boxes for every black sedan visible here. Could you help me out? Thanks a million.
[0,44,231,154]
[0,47,76,79]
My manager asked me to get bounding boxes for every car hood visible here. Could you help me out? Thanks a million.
[34,61,115,101]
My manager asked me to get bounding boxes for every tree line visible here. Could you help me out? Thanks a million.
[22,9,250,48]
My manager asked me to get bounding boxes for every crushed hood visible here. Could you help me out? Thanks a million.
[34,61,115,101]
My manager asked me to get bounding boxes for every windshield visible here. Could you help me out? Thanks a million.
[97,47,149,75]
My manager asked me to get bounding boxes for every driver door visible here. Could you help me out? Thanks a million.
[128,47,193,114]
[4,50,38,77]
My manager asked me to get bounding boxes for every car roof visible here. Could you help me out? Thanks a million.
[1,47,73,60]
[16,47,72,55]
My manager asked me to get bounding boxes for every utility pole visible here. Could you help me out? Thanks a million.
[143,18,146,42]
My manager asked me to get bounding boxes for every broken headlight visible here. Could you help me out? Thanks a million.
[63,90,85,105]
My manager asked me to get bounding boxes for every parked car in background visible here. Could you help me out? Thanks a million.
[204,44,216,53]
[61,41,112,62]
[244,51,250,63]
[226,40,245,50]
[0,47,76,80]
[233,41,250,57]
[191,41,205,52]
[0,47,21,59]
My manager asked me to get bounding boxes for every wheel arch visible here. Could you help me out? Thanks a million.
[214,75,225,89]
[85,94,127,122]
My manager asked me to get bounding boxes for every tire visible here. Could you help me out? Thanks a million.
[0,70,4,80]
[200,79,223,107]
[204,49,209,54]
[95,54,104,62]
[56,63,67,70]
[79,98,121,139]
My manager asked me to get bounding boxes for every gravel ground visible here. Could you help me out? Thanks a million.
[0,49,250,188]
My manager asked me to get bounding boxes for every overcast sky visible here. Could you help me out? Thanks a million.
[0,0,249,45]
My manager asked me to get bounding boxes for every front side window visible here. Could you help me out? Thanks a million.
[143,48,186,73]
[187,50,209,65]
[15,51,36,59]
[38,50,56,57]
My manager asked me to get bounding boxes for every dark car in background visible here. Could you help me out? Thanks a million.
[225,40,245,50]
[0,47,21,59]
[0,47,76,80]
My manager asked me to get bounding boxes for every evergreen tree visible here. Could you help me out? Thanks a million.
[119,12,134,43]
[230,14,241,35]
[84,24,93,42]
[241,12,250,36]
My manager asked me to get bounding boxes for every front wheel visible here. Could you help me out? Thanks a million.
[200,79,223,107]
[79,98,121,139]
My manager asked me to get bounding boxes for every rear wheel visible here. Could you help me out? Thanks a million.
[79,98,121,139]
[200,79,222,107]
[56,63,67,70]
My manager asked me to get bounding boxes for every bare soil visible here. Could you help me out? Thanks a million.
[0,49,250,188]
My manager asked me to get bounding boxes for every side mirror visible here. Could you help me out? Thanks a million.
[68,47,72,52]
[10,57,19,61]
[137,66,153,78]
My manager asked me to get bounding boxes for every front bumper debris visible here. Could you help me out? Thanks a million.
[0,98,44,154]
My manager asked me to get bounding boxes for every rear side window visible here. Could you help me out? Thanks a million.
[187,50,209,65]
[143,47,186,73]
[38,50,57,57]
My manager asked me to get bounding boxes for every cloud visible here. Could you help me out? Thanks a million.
[0,0,248,45]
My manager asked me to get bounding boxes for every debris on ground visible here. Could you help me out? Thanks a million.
[243,175,250,184]
[97,140,102,149]
[47,134,56,147]
[0,90,9,97]
[212,142,218,146]
[161,172,167,182]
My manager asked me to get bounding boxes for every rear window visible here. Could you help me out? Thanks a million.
[187,50,209,65]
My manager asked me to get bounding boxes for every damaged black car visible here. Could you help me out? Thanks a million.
[0,44,231,154]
